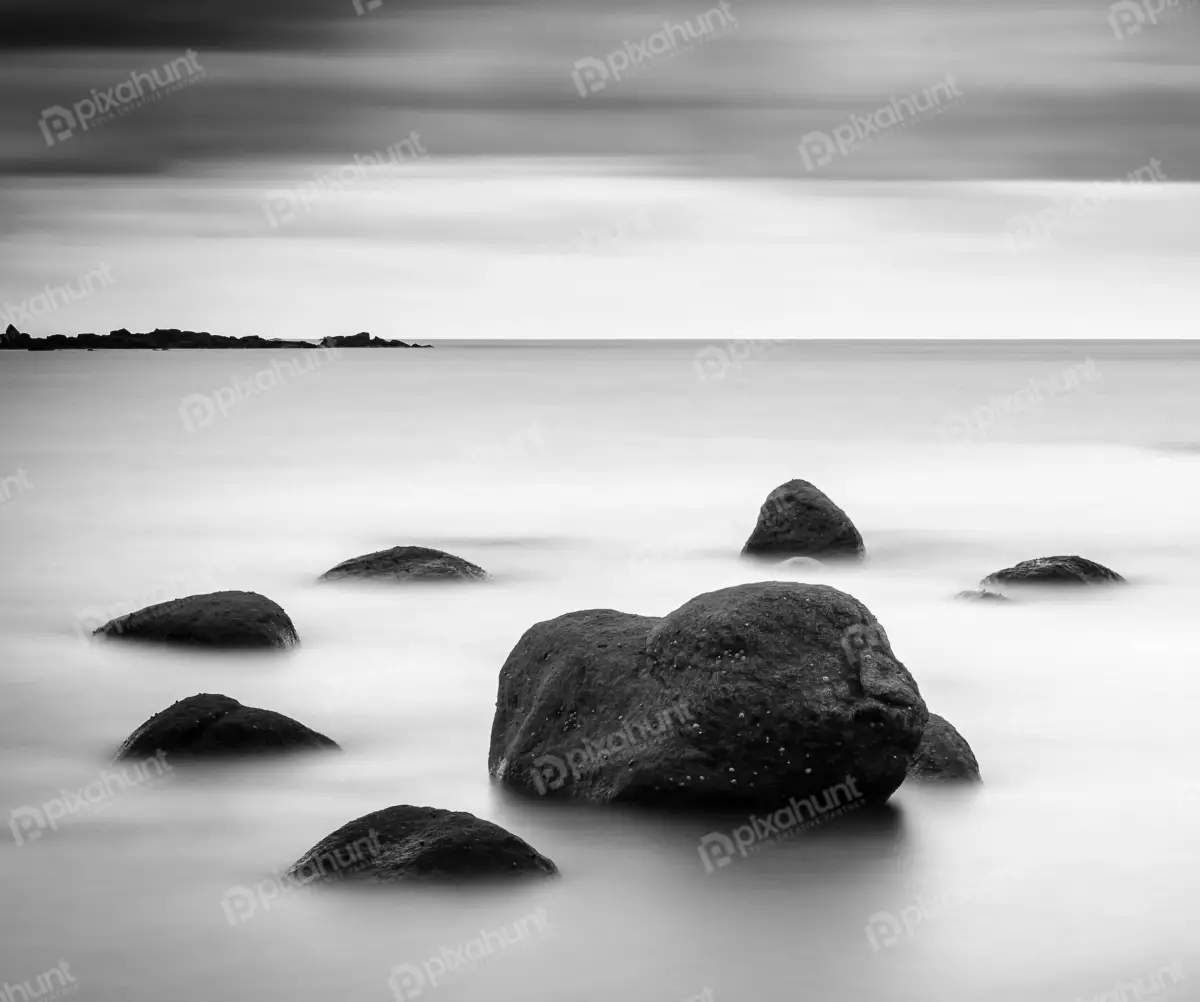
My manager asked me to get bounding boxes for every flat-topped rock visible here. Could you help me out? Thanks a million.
[981,555,1124,588]
[114,693,338,761]
[286,806,557,883]
[93,590,299,648]
[319,546,487,583]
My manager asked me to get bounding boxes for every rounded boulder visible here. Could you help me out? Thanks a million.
[114,693,338,761]
[93,590,299,649]
[490,581,927,809]
[286,806,558,883]
[319,546,487,583]
[980,555,1124,588]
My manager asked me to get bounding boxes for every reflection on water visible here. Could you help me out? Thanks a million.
[1,342,1199,1002]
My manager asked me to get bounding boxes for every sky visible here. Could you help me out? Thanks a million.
[0,0,1196,338]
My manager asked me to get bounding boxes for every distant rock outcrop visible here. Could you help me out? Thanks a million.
[0,325,431,350]
[114,693,338,761]
[320,332,431,348]
[2,324,29,348]
[93,590,300,649]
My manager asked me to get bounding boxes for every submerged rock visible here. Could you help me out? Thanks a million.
[319,545,487,583]
[286,806,557,883]
[954,589,1011,602]
[981,555,1124,588]
[114,693,338,761]
[907,712,980,782]
[742,480,865,561]
[490,581,927,808]
[779,556,824,571]
[93,590,299,649]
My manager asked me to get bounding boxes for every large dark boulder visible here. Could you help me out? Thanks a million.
[286,806,557,883]
[742,480,865,561]
[907,712,980,782]
[92,590,299,648]
[981,555,1124,588]
[319,546,487,583]
[489,582,927,808]
[114,693,338,761]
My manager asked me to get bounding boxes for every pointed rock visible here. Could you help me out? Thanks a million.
[742,480,865,561]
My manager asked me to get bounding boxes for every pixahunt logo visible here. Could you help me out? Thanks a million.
[571,2,737,97]
[178,346,343,432]
[1001,160,1167,254]
[798,74,964,171]
[697,775,864,873]
[937,358,1102,444]
[221,829,383,926]
[863,863,1026,952]
[0,960,78,1002]
[1070,960,1185,1002]
[1109,0,1198,39]
[39,51,205,147]
[529,700,694,794]
[0,468,33,509]
[0,264,114,328]
[693,339,782,384]
[262,132,428,229]
[9,752,172,846]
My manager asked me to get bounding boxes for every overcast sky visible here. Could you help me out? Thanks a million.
[1,0,1196,338]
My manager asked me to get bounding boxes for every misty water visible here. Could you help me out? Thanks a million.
[1,341,1198,1002]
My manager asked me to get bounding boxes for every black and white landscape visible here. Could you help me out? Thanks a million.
[0,3,1197,1002]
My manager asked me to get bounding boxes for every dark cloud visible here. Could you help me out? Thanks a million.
[0,0,1197,179]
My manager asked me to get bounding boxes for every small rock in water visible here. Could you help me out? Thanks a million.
[907,712,981,783]
[742,479,865,562]
[113,693,338,761]
[779,556,824,572]
[286,805,558,883]
[954,589,1012,602]
[93,590,299,649]
[319,545,487,583]
[980,555,1124,588]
